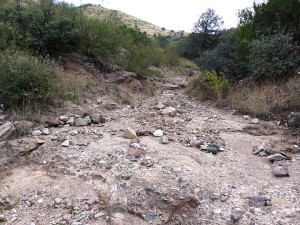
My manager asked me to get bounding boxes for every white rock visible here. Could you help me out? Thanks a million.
[161,107,177,117]
[42,128,49,135]
[37,139,45,145]
[59,116,69,122]
[251,118,260,124]
[61,140,70,147]
[153,129,163,137]
[243,115,251,120]
[32,130,42,136]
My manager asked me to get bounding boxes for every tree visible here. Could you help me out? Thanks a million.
[193,8,224,51]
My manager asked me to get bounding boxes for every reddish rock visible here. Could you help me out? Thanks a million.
[128,148,142,157]
[17,120,34,129]
[46,117,60,127]
[190,139,201,148]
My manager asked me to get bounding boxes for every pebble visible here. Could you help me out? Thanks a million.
[126,156,137,162]
[190,139,200,148]
[231,209,247,222]
[94,213,105,219]
[249,196,266,206]
[128,148,141,157]
[153,129,163,137]
[146,214,155,221]
[59,116,69,122]
[207,144,219,155]
[32,130,42,136]
[267,154,286,162]
[37,139,45,145]
[251,118,260,124]
[61,140,70,147]
[273,165,289,177]
[124,128,137,139]
[42,128,50,135]
[0,215,7,222]
[160,136,169,144]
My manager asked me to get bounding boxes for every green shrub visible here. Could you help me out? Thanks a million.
[203,70,230,102]
[197,29,250,79]
[0,50,59,109]
[249,33,300,81]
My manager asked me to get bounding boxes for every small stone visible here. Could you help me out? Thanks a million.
[42,128,50,135]
[0,215,7,222]
[273,165,289,177]
[61,140,70,147]
[231,209,247,222]
[32,130,42,136]
[243,115,251,120]
[59,116,69,122]
[200,145,208,150]
[161,107,177,117]
[129,143,141,149]
[94,213,105,219]
[267,154,286,162]
[113,213,124,220]
[128,148,141,157]
[251,118,260,124]
[160,136,169,144]
[249,196,266,206]
[126,156,137,162]
[154,103,166,110]
[46,117,60,127]
[220,196,228,202]
[66,117,75,125]
[90,113,103,124]
[207,144,219,155]
[190,139,200,148]
[153,129,163,137]
[54,198,62,204]
[63,214,73,221]
[75,117,89,127]
[38,199,43,204]
[37,139,45,145]
[17,120,34,129]
[69,130,78,136]
[146,214,155,221]
[124,128,137,139]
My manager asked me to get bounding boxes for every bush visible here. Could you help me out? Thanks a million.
[186,70,230,103]
[0,50,59,109]
[249,33,300,81]
[197,29,250,79]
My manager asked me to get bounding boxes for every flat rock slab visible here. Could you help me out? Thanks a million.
[0,121,14,141]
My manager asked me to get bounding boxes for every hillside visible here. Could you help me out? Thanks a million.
[81,4,186,37]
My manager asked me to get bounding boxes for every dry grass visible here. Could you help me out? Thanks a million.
[229,76,300,117]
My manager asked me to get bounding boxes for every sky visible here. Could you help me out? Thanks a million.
[59,0,265,32]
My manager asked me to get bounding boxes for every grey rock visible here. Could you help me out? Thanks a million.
[126,156,137,162]
[267,154,286,162]
[249,196,266,206]
[94,213,105,219]
[200,145,208,150]
[32,130,42,136]
[146,214,155,221]
[0,121,14,141]
[74,117,90,127]
[199,190,216,201]
[90,113,103,124]
[288,112,300,127]
[66,117,75,125]
[207,144,219,155]
[231,209,247,222]
[273,165,289,177]
[42,128,50,135]
[160,136,169,144]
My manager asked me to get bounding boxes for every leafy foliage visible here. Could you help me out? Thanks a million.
[249,33,300,81]
[0,50,59,109]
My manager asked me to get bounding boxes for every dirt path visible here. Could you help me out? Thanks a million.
[0,71,299,225]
